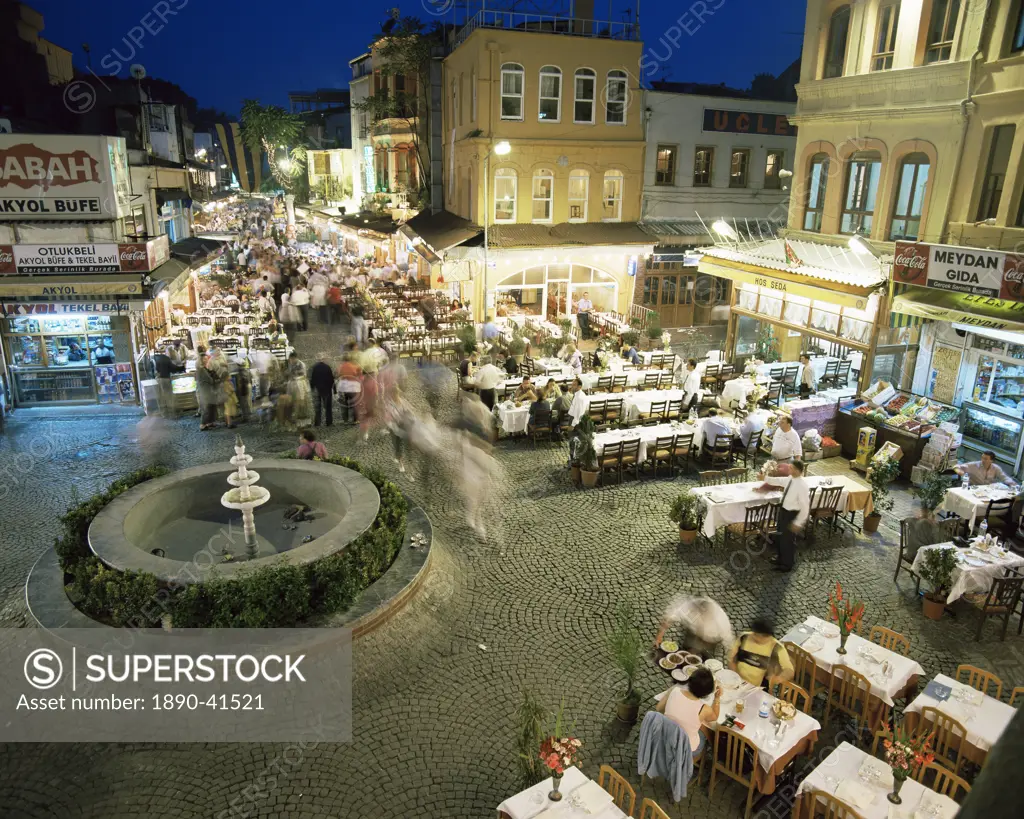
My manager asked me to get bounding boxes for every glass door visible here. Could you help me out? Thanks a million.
[973,355,997,402]
[990,357,1024,411]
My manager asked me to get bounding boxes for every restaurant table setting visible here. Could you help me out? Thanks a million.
[578,368,673,391]
[496,766,625,819]
[592,422,687,461]
[796,742,958,819]
[496,399,532,434]
[903,673,1015,764]
[652,657,820,795]
[910,540,1024,603]
[691,476,873,538]
[721,376,767,408]
[568,389,686,427]
[939,483,1018,529]
[784,616,924,726]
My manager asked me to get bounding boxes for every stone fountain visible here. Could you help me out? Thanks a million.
[221,436,271,559]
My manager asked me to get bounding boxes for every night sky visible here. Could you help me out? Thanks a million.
[31,0,804,116]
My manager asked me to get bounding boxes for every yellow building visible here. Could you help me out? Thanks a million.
[440,10,653,323]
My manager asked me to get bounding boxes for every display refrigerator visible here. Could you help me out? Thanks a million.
[959,400,1024,477]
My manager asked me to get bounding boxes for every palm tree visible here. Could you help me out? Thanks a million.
[239,100,305,191]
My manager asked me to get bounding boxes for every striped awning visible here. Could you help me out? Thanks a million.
[890,283,922,328]
[891,284,1024,332]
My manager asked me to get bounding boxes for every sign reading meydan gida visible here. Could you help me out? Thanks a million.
[894,240,1024,300]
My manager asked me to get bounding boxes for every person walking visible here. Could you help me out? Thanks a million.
[309,351,336,427]
[351,303,367,347]
[152,345,175,418]
[755,459,809,572]
[195,348,220,430]
[336,345,363,425]
[291,283,311,331]
[278,292,300,335]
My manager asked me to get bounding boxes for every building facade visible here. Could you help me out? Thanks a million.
[639,85,797,327]
[440,9,653,322]
[349,52,374,209]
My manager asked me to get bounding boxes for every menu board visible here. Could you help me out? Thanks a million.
[928,344,962,405]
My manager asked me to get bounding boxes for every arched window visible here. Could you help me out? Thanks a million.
[602,170,623,221]
[500,63,524,120]
[569,170,589,222]
[925,0,960,63]
[872,2,901,71]
[840,152,882,235]
[889,153,930,240]
[804,153,830,232]
[539,66,561,122]
[494,168,517,223]
[605,70,627,124]
[574,68,596,123]
[532,169,554,222]
[824,5,851,78]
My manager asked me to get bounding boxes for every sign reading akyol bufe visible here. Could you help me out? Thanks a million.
[0,235,169,275]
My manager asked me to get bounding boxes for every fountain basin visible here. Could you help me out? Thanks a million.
[88,460,379,584]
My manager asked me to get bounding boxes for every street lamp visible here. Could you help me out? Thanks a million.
[278,158,292,173]
[848,233,881,258]
[483,140,512,300]
[711,219,739,242]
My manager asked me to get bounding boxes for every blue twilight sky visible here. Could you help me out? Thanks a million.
[30,0,805,116]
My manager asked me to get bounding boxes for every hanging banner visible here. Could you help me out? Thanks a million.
[0,279,144,297]
[0,235,169,275]
[893,240,1024,299]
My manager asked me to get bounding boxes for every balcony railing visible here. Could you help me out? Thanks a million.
[451,10,639,51]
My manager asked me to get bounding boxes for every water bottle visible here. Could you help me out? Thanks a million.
[758,698,770,719]
[979,519,988,542]
[962,473,969,490]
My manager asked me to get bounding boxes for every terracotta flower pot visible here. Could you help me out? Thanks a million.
[570,465,582,485]
[679,526,698,545]
[616,699,640,724]
[863,513,881,533]
[581,469,599,488]
[922,594,945,620]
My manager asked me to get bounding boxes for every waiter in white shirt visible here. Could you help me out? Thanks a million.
[682,358,702,412]
[770,416,803,462]
[756,459,809,572]
[470,358,504,410]
[575,291,593,339]
[799,354,817,398]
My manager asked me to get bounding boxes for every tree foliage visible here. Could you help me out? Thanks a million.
[240,99,305,191]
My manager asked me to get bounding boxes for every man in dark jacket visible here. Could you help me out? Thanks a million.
[309,351,336,427]
[152,347,174,418]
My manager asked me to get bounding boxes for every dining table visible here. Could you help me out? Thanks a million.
[592,422,687,462]
[910,540,1024,603]
[939,483,1018,530]
[903,672,1016,766]
[496,766,625,819]
[721,376,767,409]
[784,615,924,731]
[691,476,873,539]
[568,389,686,427]
[795,741,959,819]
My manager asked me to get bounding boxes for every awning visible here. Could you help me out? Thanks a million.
[156,188,192,207]
[639,218,786,246]
[398,210,482,264]
[169,236,227,264]
[891,284,1024,332]
[0,275,146,298]
[148,258,192,297]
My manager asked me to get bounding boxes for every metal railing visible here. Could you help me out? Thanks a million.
[451,10,639,51]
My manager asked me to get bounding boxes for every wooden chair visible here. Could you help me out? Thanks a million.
[638,797,670,819]
[723,467,747,484]
[702,363,722,392]
[782,365,801,397]
[785,642,826,703]
[954,665,1003,699]
[774,680,812,715]
[964,570,1024,641]
[597,764,636,817]
[915,761,971,802]
[724,503,771,554]
[835,359,852,386]
[867,626,910,657]
[599,440,624,485]
[1010,685,1024,706]
[611,375,628,393]
[792,788,865,819]
[809,486,844,538]
[528,402,554,447]
[819,359,840,388]
[870,726,893,757]
[734,430,762,469]
[824,665,872,740]
[588,399,608,430]
[699,470,724,487]
[666,398,684,420]
[707,727,758,819]
[640,400,666,425]
[605,398,625,427]
[672,432,694,473]
[648,434,677,478]
[596,374,613,392]
[760,381,783,409]
[643,373,661,390]
[619,438,642,482]
[708,434,734,468]
[915,705,966,774]
[895,519,923,593]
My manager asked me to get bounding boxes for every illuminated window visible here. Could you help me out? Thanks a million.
[764,151,783,189]
[494,168,517,222]
[693,147,714,187]
[500,63,524,120]
[840,153,882,235]
[568,170,589,222]
[655,146,677,186]
[602,170,623,221]
[539,66,561,121]
[730,149,750,188]
[532,169,554,222]
[804,154,830,232]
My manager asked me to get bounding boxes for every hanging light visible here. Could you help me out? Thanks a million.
[711,220,738,241]
[848,234,881,258]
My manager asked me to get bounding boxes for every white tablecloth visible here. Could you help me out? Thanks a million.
[939,485,1016,529]
[568,389,685,427]
[721,377,765,409]
[691,476,868,539]
[718,684,821,773]
[904,673,1015,753]
[798,616,925,708]
[910,541,1024,602]
[755,361,804,382]
[797,742,958,819]
[593,422,685,461]
[497,766,625,819]
[497,404,530,434]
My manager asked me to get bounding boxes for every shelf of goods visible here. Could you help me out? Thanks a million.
[834,381,959,481]
[12,367,96,405]
[959,399,1024,475]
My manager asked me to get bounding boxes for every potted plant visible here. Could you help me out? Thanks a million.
[669,489,700,545]
[913,470,951,516]
[606,602,644,724]
[557,317,573,339]
[621,330,640,350]
[507,335,526,364]
[456,324,478,356]
[644,322,663,351]
[918,546,958,620]
[864,458,900,533]
[577,414,599,488]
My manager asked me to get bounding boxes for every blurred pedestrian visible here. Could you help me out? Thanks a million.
[296,429,328,460]
[336,342,363,425]
[655,596,734,659]
[309,351,335,427]
[286,353,313,426]
[351,303,367,347]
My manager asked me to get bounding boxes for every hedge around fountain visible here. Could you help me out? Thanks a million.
[53,457,407,628]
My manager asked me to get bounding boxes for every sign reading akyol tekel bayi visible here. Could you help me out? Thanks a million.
[0,135,130,220]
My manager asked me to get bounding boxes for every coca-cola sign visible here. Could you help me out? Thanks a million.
[0,235,170,275]
[894,240,1018,300]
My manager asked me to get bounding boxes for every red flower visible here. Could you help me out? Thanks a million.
[836,582,843,601]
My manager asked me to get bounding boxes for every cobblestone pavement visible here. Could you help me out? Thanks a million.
[0,318,1022,818]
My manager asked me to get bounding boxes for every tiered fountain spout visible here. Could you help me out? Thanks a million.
[221,436,271,559]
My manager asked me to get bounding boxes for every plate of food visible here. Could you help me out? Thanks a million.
[683,653,702,666]
[666,653,684,667]
[671,667,691,682]
[658,656,678,670]
[704,659,724,672]
[659,640,679,653]
[772,700,797,721]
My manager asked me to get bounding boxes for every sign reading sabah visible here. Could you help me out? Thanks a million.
[893,240,1024,301]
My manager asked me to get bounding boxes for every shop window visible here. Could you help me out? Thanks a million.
[494,168,517,222]
[977,124,1015,222]
[840,152,882,235]
[500,63,524,120]
[602,170,623,221]
[568,170,589,222]
[824,5,851,78]
[764,151,783,189]
[730,149,750,188]
[605,70,627,124]
[539,66,561,121]
[532,170,554,222]
[872,2,900,70]
[574,68,596,123]
[655,145,677,186]
[925,0,960,63]
[661,276,677,305]
[693,146,714,187]
[642,276,659,306]
[889,153,930,240]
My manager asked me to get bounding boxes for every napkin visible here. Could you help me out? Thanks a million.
[923,680,952,702]
[836,780,876,810]
[915,792,958,819]
[572,780,613,812]
[782,624,815,646]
